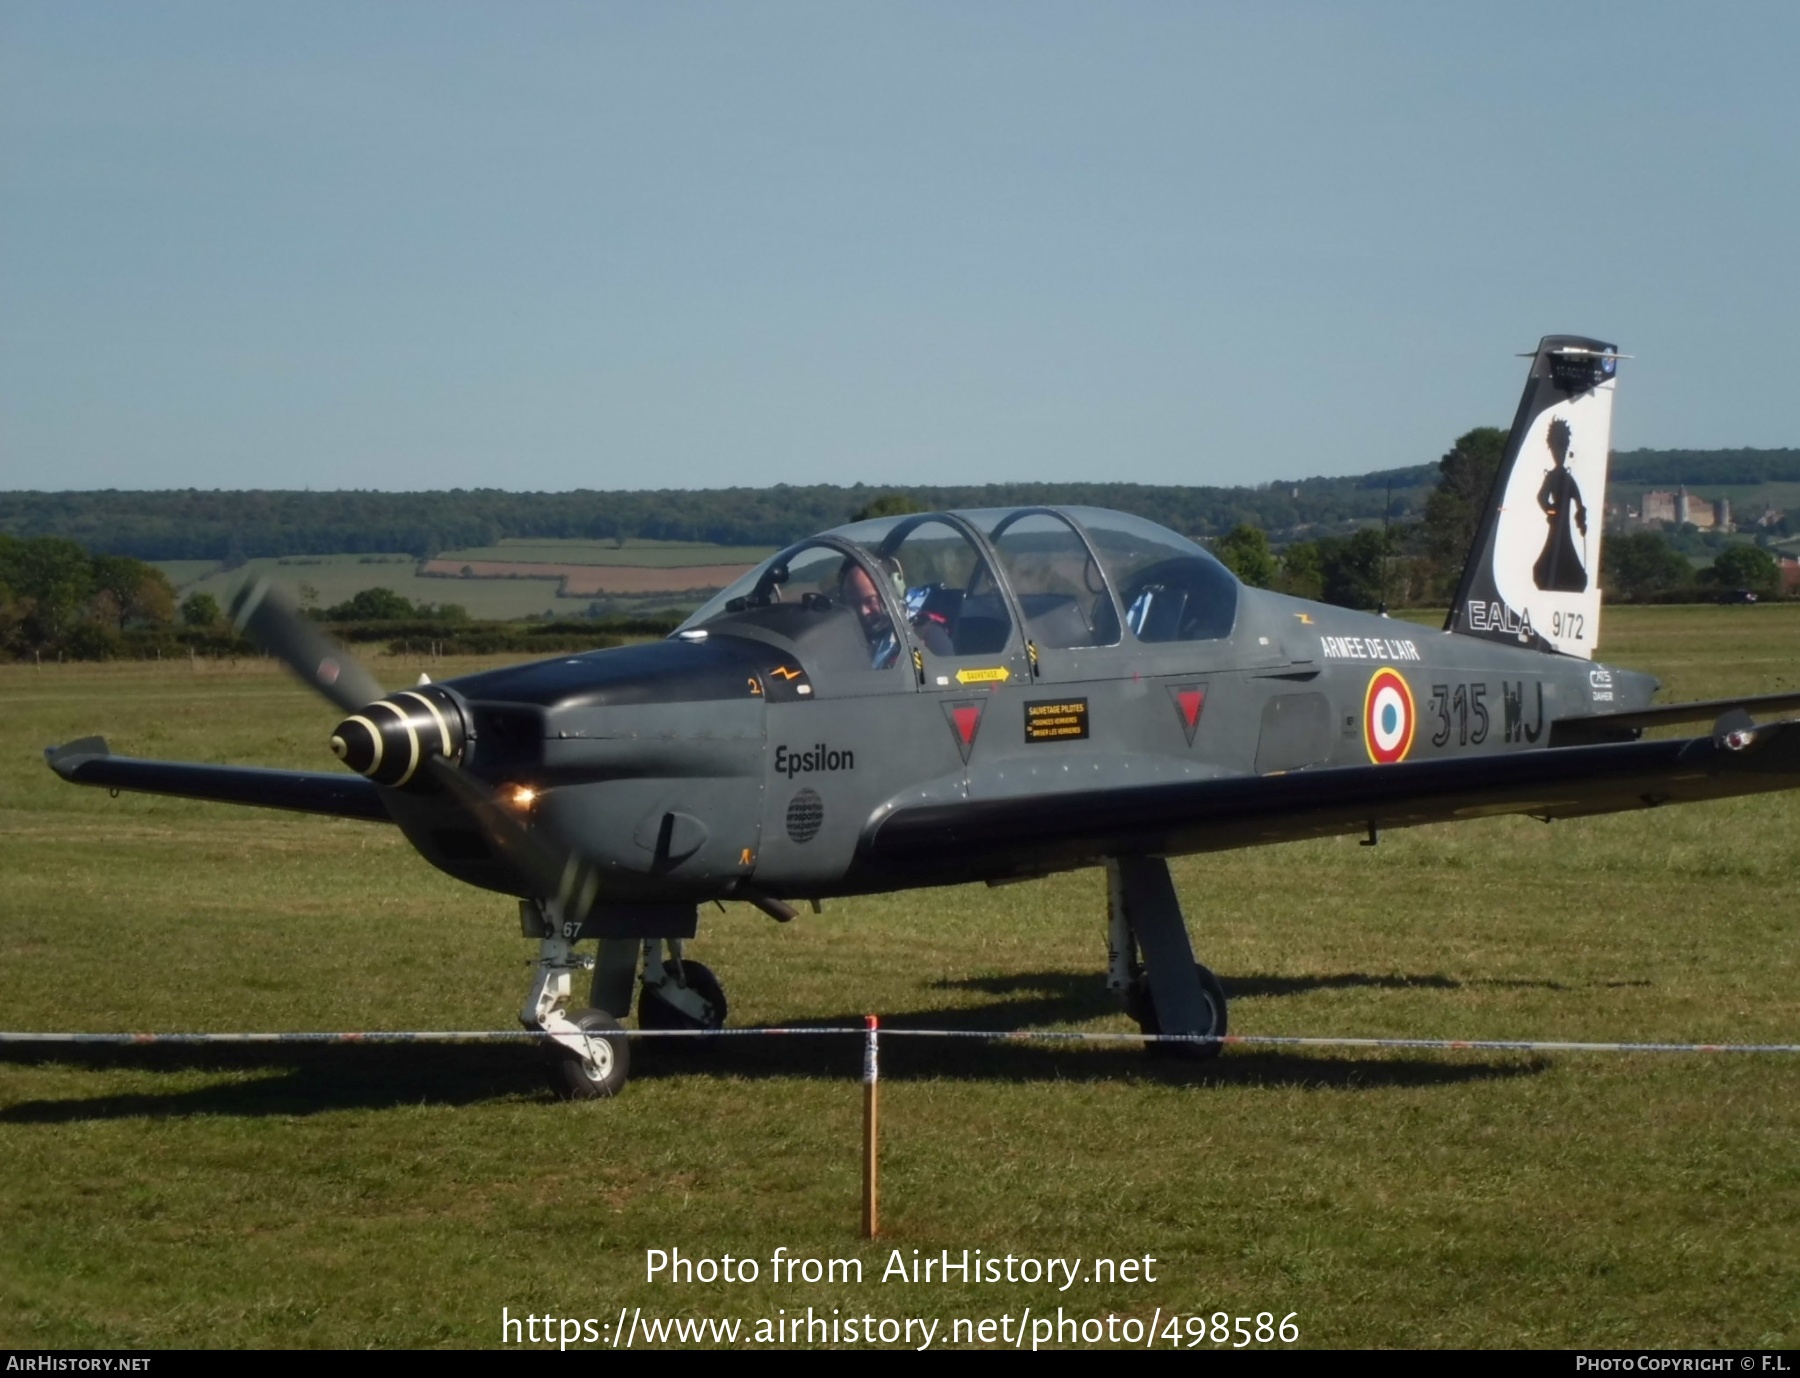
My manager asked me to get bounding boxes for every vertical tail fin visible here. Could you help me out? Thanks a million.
[1445,335,1621,659]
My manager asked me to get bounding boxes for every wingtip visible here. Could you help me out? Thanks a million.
[45,736,111,777]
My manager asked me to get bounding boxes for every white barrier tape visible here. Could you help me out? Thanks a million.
[2,1029,1798,1054]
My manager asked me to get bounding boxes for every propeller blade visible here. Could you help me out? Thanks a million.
[232,576,597,917]
[231,578,387,714]
[425,757,600,921]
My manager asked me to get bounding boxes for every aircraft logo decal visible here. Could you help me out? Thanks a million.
[773,743,854,778]
[785,789,824,844]
[1531,417,1590,593]
[941,700,985,764]
[1363,667,1416,764]
[1167,685,1206,747]
[757,660,813,702]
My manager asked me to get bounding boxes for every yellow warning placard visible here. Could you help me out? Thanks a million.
[954,666,1011,685]
[1024,698,1090,743]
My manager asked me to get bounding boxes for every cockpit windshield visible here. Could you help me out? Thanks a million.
[677,506,1238,665]
[677,541,904,675]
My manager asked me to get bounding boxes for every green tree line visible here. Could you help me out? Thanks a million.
[1208,430,1792,608]
[0,475,1442,561]
[0,536,196,660]
[5,435,1793,658]
[4,449,1793,563]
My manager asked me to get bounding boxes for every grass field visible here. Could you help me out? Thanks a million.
[1,608,1797,1349]
[157,553,570,618]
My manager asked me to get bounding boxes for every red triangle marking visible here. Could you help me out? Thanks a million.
[1177,689,1204,729]
[952,705,981,746]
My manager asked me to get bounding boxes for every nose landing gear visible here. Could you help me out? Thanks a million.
[520,899,730,1100]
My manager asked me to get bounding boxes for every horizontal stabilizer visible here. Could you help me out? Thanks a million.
[45,743,390,822]
[1549,690,1800,746]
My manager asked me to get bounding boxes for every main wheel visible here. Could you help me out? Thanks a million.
[1127,962,1227,1061]
[550,1007,631,1099]
[637,960,727,1053]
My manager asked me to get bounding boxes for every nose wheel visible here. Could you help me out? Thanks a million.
[522,903,731,1098]
[552,1008,632,1099]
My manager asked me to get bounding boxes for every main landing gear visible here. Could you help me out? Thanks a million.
[1104,857,1228,1060]
[520,899,727,1100]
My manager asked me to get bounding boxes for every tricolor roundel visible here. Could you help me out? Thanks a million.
[1363,667,1416,765]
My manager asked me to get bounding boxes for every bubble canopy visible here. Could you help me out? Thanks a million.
[677,507,1239,668]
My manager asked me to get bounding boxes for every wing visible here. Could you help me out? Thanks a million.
[46,737,390,822]
[1549,690,1800,745]
[857,722,1800,887]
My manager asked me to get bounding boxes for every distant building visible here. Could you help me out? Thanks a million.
[1638,486,1732,532]
[1642,489,1677,524]
[1675,487,1717,529]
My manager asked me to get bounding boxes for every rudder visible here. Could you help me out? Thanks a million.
[1445,335,1621,659]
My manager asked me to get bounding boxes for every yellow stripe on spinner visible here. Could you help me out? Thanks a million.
[374,700,422,786]
[396,690,452,756]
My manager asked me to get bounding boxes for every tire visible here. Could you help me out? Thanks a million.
[637,960,727,1053]
[551,1007,631,1099]
[1128,962,1228,1061]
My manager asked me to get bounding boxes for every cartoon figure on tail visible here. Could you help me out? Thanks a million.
[1532,417,1590,593]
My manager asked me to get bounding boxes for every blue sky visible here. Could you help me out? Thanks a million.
[2,2,1796,492]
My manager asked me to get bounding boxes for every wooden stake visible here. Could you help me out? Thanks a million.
[862,1014,879,1239]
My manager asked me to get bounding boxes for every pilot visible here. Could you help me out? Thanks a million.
[839,558,952,667]
[840,560,900,668]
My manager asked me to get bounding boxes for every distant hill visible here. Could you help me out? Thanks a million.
[1611,448,1800,486]
[2,448,1792,561]
[0,474,1439,561]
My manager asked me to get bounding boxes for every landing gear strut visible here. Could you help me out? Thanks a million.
[520,928,628,1099]
[520,899,729,1099]
[1105,857,1227,1060]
